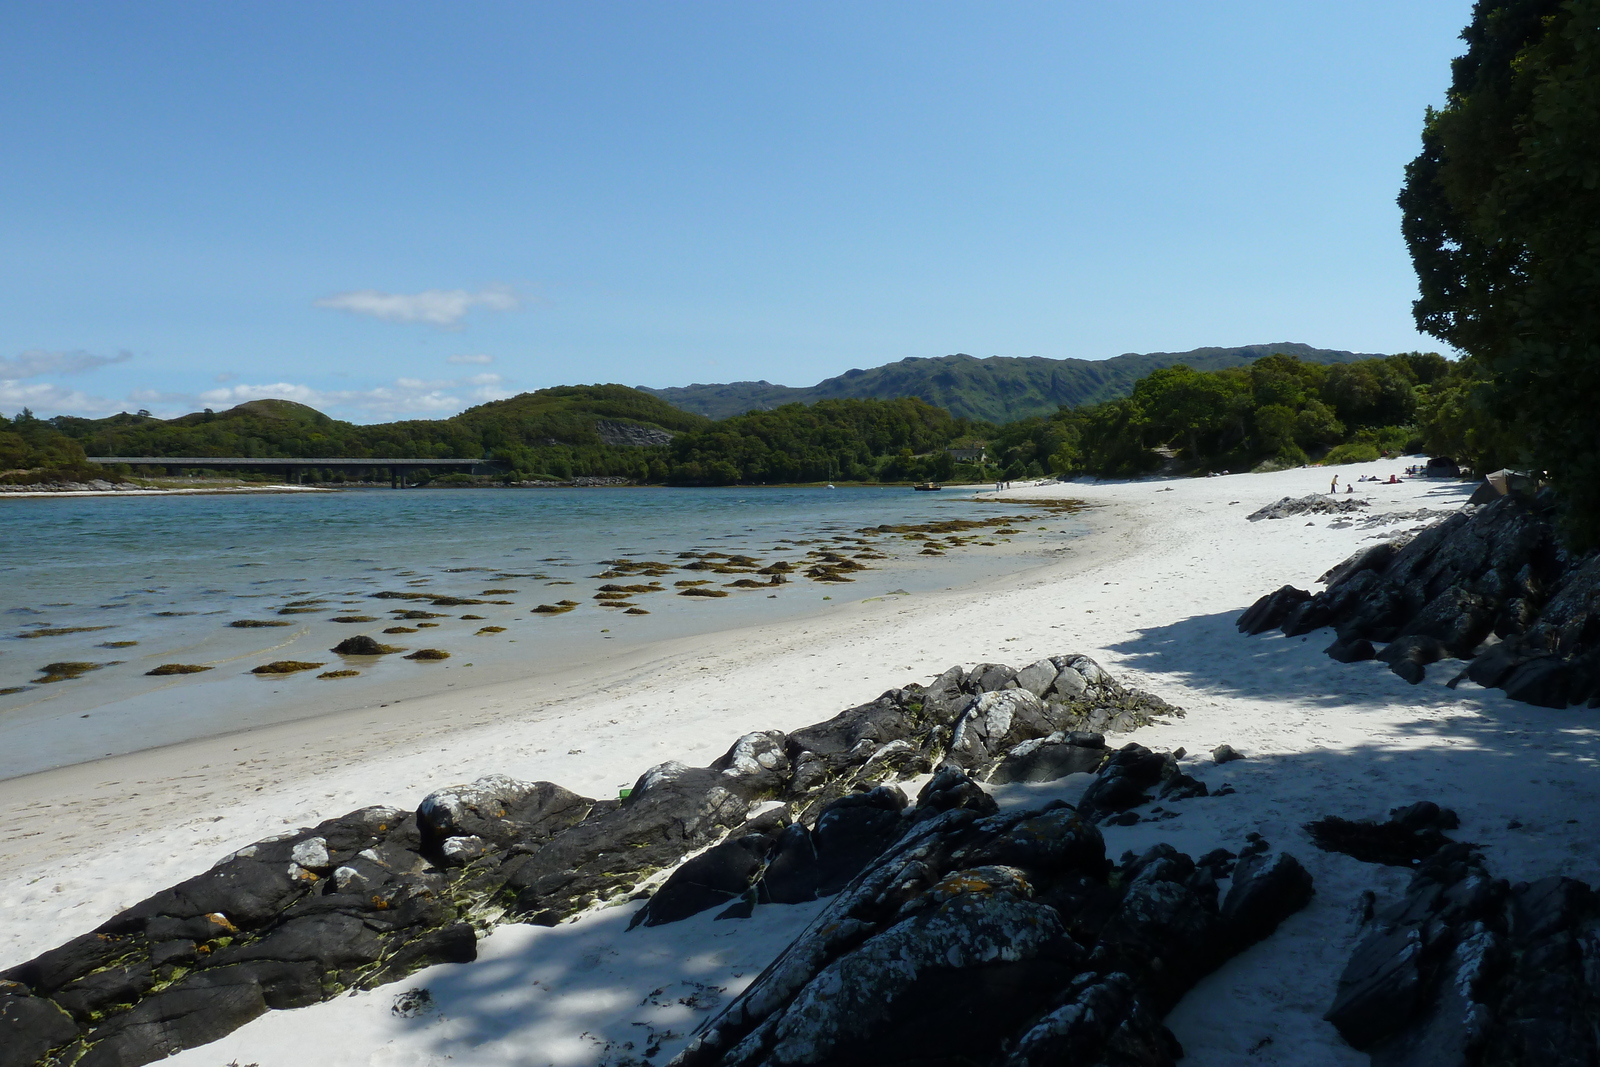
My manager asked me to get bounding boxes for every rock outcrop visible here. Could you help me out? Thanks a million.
[594,421,675,448]
[670,769,1313,1067]
[0,654,1182,1067]
[1247,494,1371,521]
[1326,843,1600,1064]
[1239,492,1600,707]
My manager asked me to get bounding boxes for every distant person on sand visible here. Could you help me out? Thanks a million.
[1330,474,1339,494]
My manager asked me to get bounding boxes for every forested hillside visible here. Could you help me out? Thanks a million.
[640,343,1382,422]
[979,352,1465,479]
[8,349,1474,487]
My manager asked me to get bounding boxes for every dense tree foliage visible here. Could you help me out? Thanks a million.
[1400,0,1600,544]
[0,409,96,482]
[664,397,974,485]
[983,353,1459,479]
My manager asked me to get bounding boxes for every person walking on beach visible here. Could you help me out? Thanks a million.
[1330,474,1339,494]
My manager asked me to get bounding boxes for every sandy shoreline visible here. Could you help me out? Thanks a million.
[9,458,1600,1065]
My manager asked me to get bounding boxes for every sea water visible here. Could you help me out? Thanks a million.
[0,486,1086,778]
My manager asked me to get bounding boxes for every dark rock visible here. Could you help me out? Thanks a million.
[1391,801,1460,833]
[1305,802,1461,867]
[211,913,384,970]
[960,805,1108,880]
[2,930,137,994]
[365,924,477,986]
[1326,923,1429,1048]
[0,987,81,1067]
[1211,744,1243,764]
[760,822,824,904]
[1281,595,1336,637]
[1501,656,1575,708]
[1325,636,1376,663]
[1465,640,1535,688]
[1320,844,1600,1061]
[969,662,1019,692]
[914,763,1001,820]
[1077,744,1167,822]
[1377,634,1449,685]
[504,760,766,920]
[714,890,757,921]
[415,775,590,859]
[1242,494,1600,710]
[1319,540,1403,587]
[1003,971,1180,1067]
[53,963,154,1019]
[987,732,1106,785]
[669,778,1311,1067]
[75,966,272,1067]
[1158,772,1209,801]
[810,786,908,896]
[1237,585,1311,635]
[630,833,773,928]
[1219,850,1314,949]
[1400,587,1494,657]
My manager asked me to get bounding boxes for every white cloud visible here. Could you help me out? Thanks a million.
[0,348,131,379]
[313,286,521,327]
[0,380,124,417]
[447,353,494,365]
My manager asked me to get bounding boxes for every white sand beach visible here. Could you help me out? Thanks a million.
[7,458,1597,1066]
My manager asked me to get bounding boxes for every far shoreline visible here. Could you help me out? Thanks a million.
[0,476,1050,499]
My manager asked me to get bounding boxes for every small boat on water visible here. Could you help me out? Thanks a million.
[912,482,944,491]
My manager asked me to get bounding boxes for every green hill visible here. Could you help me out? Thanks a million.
[640,343,1386,423]
[57,385,705,461]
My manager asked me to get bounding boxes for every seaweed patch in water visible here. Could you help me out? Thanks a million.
[34,661,112,683]
[16,626,112,639]
[146,663,213,676]
[230,619,293,628]
[251,660,326,674]
[404,649,450,661]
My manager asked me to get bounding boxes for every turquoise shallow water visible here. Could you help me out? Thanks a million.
[0,486,1086,777]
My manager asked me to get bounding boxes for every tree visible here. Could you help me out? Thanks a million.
[1400,0,1600,544]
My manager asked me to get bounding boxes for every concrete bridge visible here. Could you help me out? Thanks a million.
[86,456,505,488]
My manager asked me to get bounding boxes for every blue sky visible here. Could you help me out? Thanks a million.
[1,1,1472,423]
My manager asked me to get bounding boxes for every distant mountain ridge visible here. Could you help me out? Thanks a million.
[640,343,1388,423]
